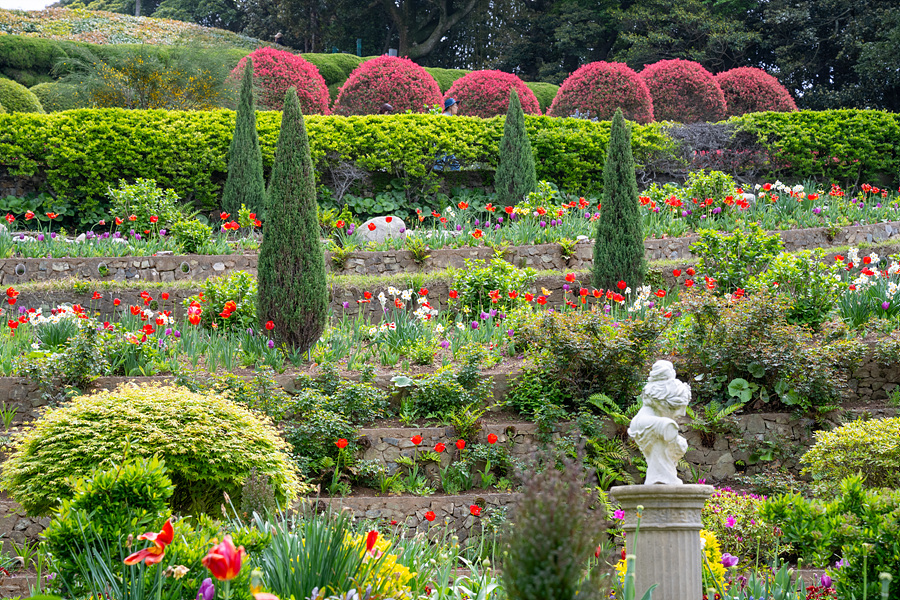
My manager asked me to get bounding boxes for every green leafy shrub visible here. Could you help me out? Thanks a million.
[801,417,900,489]
[450,259,536,314]
[29,82,85,112]
[676,290,865,412]
[283,408,358,476]
[526,82,559,113]
[520,310,665,407]
[409,365,492,416]
[748,248,842,329]
[690,222,784,293]
[761,475,900,600]
[169,218,213,254]
[683,169,737,202]
[184,270,258,332]
[0,77,44,113]
[425,66,470,93]
[0,383,302,515]
[107,178,183,235]
[506,368,572,417]
[733,109,900,184]
[702,489,779,563]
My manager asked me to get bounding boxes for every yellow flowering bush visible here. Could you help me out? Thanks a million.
[346,532,416,599]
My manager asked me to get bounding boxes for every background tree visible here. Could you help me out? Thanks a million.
[257,87,327,353]
[592,109,645,291]
[494,89,537,206]
[221,60,266,216]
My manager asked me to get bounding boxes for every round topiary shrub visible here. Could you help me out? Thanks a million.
[333,56,442,115]
[639,59,726,123]
[30,82,86,112]
[232,47,330,113]
[548,62,653,124]
[801,416,900,489]
[0,78,44,113]
[715,67,798,117]
[443,70,541,117]
[0,383,302,516]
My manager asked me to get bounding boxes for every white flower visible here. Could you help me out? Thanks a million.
[868,252,880,264]
[377,292,387,306]
[792,184,805,193]
[388,322,397,330]
[387,286,399,296]
[434,324,445,335]
[456,322,465,330]
[401,289,413,301]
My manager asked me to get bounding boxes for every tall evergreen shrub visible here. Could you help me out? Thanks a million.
[494,88,538,206]
[221,60,266,216]
[257,88,327,353]
[593,109,646,290]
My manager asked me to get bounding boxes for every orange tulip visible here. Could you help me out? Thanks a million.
[202,535,245,581]
[124,519,175,566]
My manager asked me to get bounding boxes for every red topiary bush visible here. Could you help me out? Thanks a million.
[640,59,727,123]
[715,67,798,117]
[547,62,654,124]
[443,70,541,118]
[232,47,330,114]
[333,56,442,116]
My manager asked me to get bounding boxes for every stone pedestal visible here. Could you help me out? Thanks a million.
[609,484,714,600]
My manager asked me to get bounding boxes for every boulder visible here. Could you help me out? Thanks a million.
[358,216,407,243]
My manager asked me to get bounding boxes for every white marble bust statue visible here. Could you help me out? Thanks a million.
[627,360,691,485]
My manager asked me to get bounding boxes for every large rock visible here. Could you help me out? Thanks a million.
[358,216,407,243]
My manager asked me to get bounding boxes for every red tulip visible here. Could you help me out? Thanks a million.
[565,273,576,283]
[365,530,379,553]
[368,223,376,231]
[411,435,423,445]
[124,519,175,566]
[202,535,245,581]
[425,511,436,522]
[335,438,348,449]
[617,280,627,290]
[487,433,498,444]
[435,443,446,453]
[470,505,482,516]
[455,439,465,450]
[265,321,275,330]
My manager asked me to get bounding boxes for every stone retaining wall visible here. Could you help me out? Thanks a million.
[314,493,519,543]
[2,221,899,285]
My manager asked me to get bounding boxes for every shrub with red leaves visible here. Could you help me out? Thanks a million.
[640,59,727,123]
[547,61,654,124]
[333,56,442,116]
[232,47,330,114]
[443,70,541,117]
[716,67,798,117]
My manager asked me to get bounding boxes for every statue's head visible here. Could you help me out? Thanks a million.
[641,360,691,418]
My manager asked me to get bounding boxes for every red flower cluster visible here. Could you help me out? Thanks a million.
[549,61,654,124]
[334,56,442,116]
[640,59,726,123]
[715,67,797,117]
[232,47,330,113]
[443,70,541,118]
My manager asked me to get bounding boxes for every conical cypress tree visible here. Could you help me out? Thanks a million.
[592,109,646,290]
[494,88,538,206]
[257,88,327,353]
[221,60,266,216]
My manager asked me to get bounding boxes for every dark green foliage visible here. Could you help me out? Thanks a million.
[494,88,537,206]
[222,60,266,216]
[503,459,610,600]
[592,109,645,290]
[525,82,559,112]
[258,87,328,353]
[29,82,86,112]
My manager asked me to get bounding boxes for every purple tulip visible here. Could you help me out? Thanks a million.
[197,578,215,600]
[37,234,44,241]
[135,234,142,240]
[681,210,689,217]
[539,220,546,228]
[563,284,570,292]
[267,340,275,349]
[877,203,882,209]
[164,328,172,336]
[86,231,94,239]
[584,212,591,219]
[883,301,891,310]
[342,301,350,309]
[399,227,406,233]
[440,340,450,349]
[456,224,462,231]
[821,575,833,588]
[470,321,479,330]
[159,229,167,236]
[507,329,514,336]
[712,207,722,214]
[50,232,57,239]
[494,224,500,230]
[721,553,739,568]
[173,330,181,338]
[247,328,254,336]
[114,232,121,238]
[497,217,503,223]
[489,309,497,317]
[813,207,822,215]
[475,219,480,226]
[648,301,655,309]
[480,311,489,320]
[604,305,611,313]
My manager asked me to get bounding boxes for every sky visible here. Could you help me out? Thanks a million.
[0,0,56,9]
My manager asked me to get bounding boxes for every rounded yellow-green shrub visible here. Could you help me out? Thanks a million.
[801,417,900,488]
[0,77,44,113]
[30,82,86,112]
[0,383,303,516]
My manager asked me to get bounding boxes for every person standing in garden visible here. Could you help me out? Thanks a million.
[442,98,459,116]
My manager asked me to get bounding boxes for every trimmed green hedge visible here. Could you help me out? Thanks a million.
[0,109,674,217]
[526,82,559,113]
[426,67,470,93]
[30,83,87,112]
[0,78,44,113]
[733,110,900,185]
[0,109,896,222]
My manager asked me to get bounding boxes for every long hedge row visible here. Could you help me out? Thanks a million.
[0,109,896,219]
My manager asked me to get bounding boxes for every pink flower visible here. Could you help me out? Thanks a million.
[725,515,736,528]
[613,509,625,520]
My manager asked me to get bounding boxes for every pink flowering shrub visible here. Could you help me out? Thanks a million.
[701,488,779,562]
[547,62,654,124]
[443,70,541,117]
[333,56,442,116]
[716,67,798,117]
[232,47,330,114]
[640,59,727,123]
